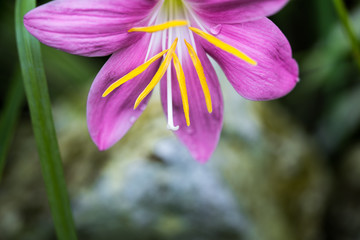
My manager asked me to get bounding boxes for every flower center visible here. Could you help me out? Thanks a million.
[102,0,257,130]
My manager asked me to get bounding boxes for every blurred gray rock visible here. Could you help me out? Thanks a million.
[74,138,250,240]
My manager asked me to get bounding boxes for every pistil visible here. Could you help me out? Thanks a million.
[165,0,180,131]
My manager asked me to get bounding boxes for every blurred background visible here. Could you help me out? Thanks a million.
[1,0,360,239]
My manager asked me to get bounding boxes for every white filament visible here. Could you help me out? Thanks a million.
[176,3,184,63]
[145,34,155,62]
[145,1,164,61]
[183,6,199,55]
[166,0,179,131]
[183,1,207,32]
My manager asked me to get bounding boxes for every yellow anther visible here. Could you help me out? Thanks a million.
[129,20,188,33]
[184,39,212,113]
[102,49,169,97]
[172,52,190,126]
[134,38,178,109]
[189,27,257,66]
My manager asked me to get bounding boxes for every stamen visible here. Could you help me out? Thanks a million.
[102,49,168,97]
[189,27,257,66]
[134,38,178,109]
[172,52,190,126]
[184,39,213,113]
[128,20,188,33]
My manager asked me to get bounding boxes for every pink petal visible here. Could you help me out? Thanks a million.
[87,35,161,150]
[199,18,298,101]
[160,38,223,163]
[185,0,289,23]
[24,0,159,56]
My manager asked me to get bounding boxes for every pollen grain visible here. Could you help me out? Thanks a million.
[184,39,213,113]
[128,20,188,33]
[172,52,190,126]
[189,27,257,66]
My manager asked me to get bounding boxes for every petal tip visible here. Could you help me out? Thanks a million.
[90,133,113,152]
[189,146,216,164]
[97,144,109,152]
[195,157,210,164]
[23,13,33,31]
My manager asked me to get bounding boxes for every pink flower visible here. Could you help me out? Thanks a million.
[24,0,298,162]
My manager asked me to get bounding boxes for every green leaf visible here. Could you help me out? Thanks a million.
[333,0,360,71]
[15,0,78,239]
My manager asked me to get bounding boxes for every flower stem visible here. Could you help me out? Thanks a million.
[0,69,24,183]
[15,0,78,239]
[333,0,360,71]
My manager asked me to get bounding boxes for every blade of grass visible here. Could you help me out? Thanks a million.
[0,68,24,183]
[333,0,360,71]
[15,0,78,240]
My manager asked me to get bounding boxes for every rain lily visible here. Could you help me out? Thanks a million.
[24,0,298,162]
